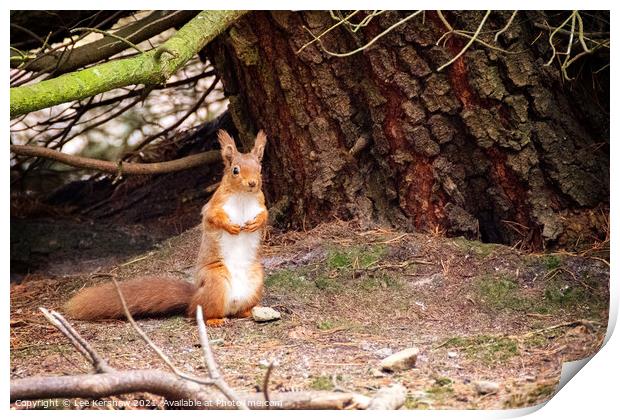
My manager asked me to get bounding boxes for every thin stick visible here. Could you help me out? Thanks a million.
[575,11,591,53]
[437,10,491,72]
[310,11,423,58]
[111,279,182,373]
[110,279,215,386]
[195,306,221,379]
[545,12,576,66]
[263,360,278,409]
[70,27,145,54]
[494,10,518,42]
[296,10,360,54]
[39,308,114,373]
[129,76,219,153]
[436,10,453,31]
[196,306,249,409]
[39,308,93,366]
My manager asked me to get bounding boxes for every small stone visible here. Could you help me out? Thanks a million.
[258,359,270,368]
[473,380,499,395]
[375,347,393,358]
[447,351,458,358]
[380,347,419,372]
[371,368,386,378]
[252,306,281,322]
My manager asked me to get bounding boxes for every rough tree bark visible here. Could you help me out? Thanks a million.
[207,11,609,248]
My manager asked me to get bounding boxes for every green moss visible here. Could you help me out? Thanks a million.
[443,335,519,364]
[434,377,453,387]
[475,275,529,311]
[535,279,603,315]
[265,244,394,296]
[426,377,454,400]
[542,254,562,271]
[523,333,550,348]
[228,26,259,66]
[265,269,308,290]
[327,244,386,271]
[314,275,342,292]
[317,319,336,330]
[404,396,431,409]
[10,11,247,118]
[309,375,333,391]
[543,282,585,305]
[474,266,604,316]
[452,237,497,257]
[327,250,351,269]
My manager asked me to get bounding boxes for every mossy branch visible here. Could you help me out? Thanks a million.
[10,10,247,119]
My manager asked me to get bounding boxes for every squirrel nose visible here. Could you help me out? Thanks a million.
[248,180,257,188]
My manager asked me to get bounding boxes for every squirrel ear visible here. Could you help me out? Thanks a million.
[217,130,237,165]
[252,130,267,161]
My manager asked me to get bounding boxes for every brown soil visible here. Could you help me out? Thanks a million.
[10,221,609,410]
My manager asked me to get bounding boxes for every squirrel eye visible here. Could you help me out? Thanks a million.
[232,166,240,175]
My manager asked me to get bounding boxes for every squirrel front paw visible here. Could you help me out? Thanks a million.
[242,214,266,233]
[242,220,262,232]
[225,223,242,235]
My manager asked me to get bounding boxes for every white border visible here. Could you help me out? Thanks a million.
[4,3,617,419]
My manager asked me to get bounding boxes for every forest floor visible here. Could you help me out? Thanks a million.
[10,220,609,410]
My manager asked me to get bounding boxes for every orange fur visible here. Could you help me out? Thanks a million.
[64,276,195,320]
[64,130,269,325]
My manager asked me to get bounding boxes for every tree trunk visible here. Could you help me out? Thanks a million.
[208,11,608,249]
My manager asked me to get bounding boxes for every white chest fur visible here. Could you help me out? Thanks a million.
[219,194,262,314]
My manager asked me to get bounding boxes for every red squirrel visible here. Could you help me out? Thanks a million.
[64,130,269,326]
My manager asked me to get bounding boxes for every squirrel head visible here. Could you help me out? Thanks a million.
[217,129,267,194]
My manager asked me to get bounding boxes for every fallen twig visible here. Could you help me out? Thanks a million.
[196,305,248,409]
[39,308,113,374]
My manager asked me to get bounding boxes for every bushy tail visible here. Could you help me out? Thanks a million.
[64,276,196,320]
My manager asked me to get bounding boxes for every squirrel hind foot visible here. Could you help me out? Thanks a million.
[206,318,227,327]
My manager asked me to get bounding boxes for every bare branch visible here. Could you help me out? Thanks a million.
[10,10,247,118]
[196,306,249,409]
[195,306,221,379]
[302,11,423,58]
[10,145,220,175]
[127,75,219,154]
[10,372,378,409]
[296,10,360,54]
[437,10,492,72]
[12,305,387,410]
[70,27,145,54]
[10,11,197,74]
[10,370,215,405]
[81,70,216,111]
[262,360,278,408]
[110,279,202,380]
[39,308,114,374]
[494,10,518,42]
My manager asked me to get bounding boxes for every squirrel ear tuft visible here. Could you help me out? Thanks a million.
[217,130,237,165]
[252,130,267,161]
